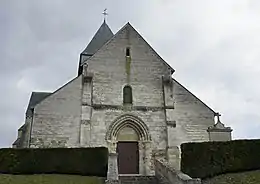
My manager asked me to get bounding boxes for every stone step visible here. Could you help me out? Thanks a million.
[119,176,158,184]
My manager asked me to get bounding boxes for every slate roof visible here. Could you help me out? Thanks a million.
[81,20,114,55]
[13,125,26,147]
[80,20,114,65]
[26,92,52,116]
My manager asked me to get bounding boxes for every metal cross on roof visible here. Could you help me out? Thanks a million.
[215,112,221,123]
[102,8,108,22]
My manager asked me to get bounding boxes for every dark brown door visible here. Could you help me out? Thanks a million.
[117,141,139,174]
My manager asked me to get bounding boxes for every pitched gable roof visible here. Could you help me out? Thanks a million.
[125,23,175,74]
[26,92,52,116]
[81,22,175,74]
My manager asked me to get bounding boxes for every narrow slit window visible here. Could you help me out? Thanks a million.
[123,85,132,104]
[126,48,130,57]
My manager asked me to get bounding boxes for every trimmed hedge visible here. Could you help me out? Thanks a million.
[0,147,108,177]
[181,139,260,179]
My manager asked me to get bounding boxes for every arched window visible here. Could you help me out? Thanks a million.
[123,85,132,104]
[126,47,130,57]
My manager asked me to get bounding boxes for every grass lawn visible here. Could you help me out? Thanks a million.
[202,170,260,184]
[0,174,105,184]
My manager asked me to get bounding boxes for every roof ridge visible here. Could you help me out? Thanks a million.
[81,22,175,74]
[125,22,175,74]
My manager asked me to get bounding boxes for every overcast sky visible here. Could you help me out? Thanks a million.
[1,0,260,148]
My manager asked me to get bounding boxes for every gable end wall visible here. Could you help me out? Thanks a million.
[168,79,215,147]
[30,76,82,148]
[85,24,171,107]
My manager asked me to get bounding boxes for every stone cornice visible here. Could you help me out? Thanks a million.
[207,127,233,132]
[82,103,174,111]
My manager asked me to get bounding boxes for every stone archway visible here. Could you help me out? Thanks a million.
[106,114,152,175]
[106,114,151,141]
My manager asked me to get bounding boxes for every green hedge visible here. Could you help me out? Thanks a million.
[0,147,108,177]
[181,139,260,179]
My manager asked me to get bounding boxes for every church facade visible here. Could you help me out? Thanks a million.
[13,21,232,175]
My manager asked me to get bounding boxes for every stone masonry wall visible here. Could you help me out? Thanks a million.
[89,109,166,150]
[155,159,201,184]
[80,23,172,174]
[26,22,216,175]
[208,130,232,141]
[79,23,215,172]
[80,108,166,175]
[83,23,215,148]
[85,24,171,107]
[162,77,215,168]
[167,79,215,147]
[30,76,82,148]
[164,79,215,169]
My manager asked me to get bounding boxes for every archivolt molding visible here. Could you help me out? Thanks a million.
[106,114,151,141]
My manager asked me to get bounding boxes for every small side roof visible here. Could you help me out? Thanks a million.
[26,92,52,116]
[12,137,21,146]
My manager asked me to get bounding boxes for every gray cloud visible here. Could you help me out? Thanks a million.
[1,0,260,147]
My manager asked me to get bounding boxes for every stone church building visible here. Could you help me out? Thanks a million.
[13,21,232,175]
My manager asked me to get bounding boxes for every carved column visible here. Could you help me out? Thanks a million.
[107,140,117,154]
[80,68,93,147]
[166,146,180,170]
[144,141,153,175]
[138,141,145,175]
[106,153,119,184]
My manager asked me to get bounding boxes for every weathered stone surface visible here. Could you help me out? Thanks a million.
[13,22,232,176]
[107,153,119,180]
[207,114,232,141]
[105,180,120,184]
[155,159,201,184]
[30,76,82,148]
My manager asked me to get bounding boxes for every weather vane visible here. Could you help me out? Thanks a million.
[102,8,108,22]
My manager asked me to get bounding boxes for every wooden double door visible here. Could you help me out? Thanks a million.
[116,141,139,174]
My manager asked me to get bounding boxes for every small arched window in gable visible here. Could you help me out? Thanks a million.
[126,47,130,57]
[123,85,132,104]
